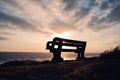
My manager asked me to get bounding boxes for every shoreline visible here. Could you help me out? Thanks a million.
[0,52,100,65]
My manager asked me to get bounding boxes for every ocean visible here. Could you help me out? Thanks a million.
[0,52,100,64]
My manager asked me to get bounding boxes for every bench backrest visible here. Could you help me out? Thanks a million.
[46,37,86,54]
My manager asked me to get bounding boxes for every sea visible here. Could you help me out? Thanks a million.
[0,52,100,64]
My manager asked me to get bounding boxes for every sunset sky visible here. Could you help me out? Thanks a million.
[0,0,120,53]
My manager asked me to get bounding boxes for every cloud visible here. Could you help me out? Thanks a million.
[62,0,80,11]
[87,15,117,31]
[86,0,120,31]
[0,0,119,52]
[0,31,14,35]
[100,1,109,10]
[59,0,120,31]
[0,11,35,30]
[0,0,53,35]
[0,0,18,6]
[49,19,74,33]
[0,36,9,41]
[105,34,120,47]
[57,0,91,22]
[0,0,120,33]
[114,35,120,45]
[107,5,120,23]
[0,0,22,10]
[0,11,50,34]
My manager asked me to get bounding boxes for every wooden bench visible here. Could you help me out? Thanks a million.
[46,37,87,62]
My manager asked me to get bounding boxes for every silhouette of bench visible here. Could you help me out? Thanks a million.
[46,37,87,62]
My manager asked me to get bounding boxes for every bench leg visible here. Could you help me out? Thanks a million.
[76,52,85,60]
[81,52,84,58]
[52,50,63,62]
[76,53,81,60]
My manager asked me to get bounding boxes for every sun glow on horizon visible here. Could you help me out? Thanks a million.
[52,32,70,39]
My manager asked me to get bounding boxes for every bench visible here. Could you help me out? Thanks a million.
[46,37,87,62]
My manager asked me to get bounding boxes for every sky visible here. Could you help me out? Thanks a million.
[0,0,120,53]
